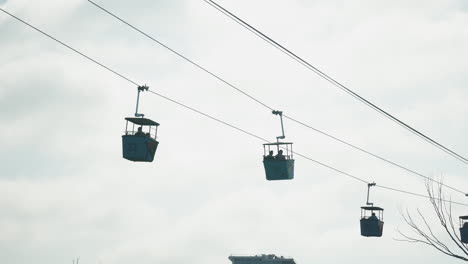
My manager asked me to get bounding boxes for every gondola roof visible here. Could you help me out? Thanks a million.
[361,206,384,211]
[125,117,160,126]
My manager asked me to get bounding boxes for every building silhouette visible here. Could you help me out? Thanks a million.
[229,254,296,264]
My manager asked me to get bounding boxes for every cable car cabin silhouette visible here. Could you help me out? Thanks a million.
[360,206,384,237]
[122,117,159,162]
[122,85,160,162]
[263,142,294,180]
[262,110,295,181]
[459,216,468,243]
[360,183,384,237]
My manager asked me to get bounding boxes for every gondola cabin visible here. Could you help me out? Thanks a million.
[360,206,384,237]
[122,117,159,162]
[459,216,468,243]
[263,142,294,180]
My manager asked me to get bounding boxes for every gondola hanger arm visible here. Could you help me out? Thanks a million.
[367,182,376,206]
[272,110,285,142]
[135,85,149,117]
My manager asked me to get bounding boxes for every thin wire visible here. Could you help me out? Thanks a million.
[285,115,467,195]
[376,185,468,207]
[85,0,467,196]
[0,9,139,86]
[293,152,368,184]
[2,7,467,207]
[202,0,468,166]
[147,89,268,142]
[87,0,274,111]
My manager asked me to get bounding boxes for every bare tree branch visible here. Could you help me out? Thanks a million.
[397,179,468,262]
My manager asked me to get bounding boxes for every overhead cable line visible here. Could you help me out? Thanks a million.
[0,9,139,87]
[85,1,467,196]
[1,7,466,207]
[87,0,273,111]
[202,0,468,167]
[284,116,467,195]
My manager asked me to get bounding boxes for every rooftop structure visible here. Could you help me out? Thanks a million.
[229,254,296,264]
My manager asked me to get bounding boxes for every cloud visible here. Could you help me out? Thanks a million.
[1,0,468,264]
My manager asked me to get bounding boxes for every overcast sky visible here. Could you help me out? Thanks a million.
[1,0,468,263]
